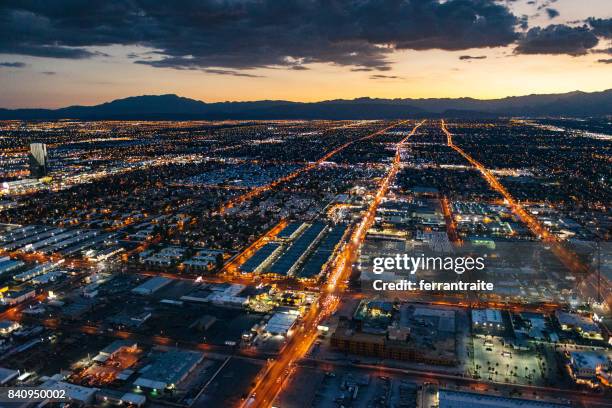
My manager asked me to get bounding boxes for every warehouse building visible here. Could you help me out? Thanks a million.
[240,242,282,274]
[265,222,327,276]
[437,389,568,408]
[264,311,299,337]
[133,349,204,390]
[131,276,173,295]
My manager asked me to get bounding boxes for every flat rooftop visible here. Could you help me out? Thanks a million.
[438,390,568,408]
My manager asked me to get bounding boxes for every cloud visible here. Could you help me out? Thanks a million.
[41,71,56,75]
[459,55,487,60]
[518,15,529,30]
[351,66,391,72]
[545,8,559,19]
[369,74,403,80]
[2,1,609,69]
[202,69,263,78]
[587,18,612,38]
[515,24,599,55]
[0,0,521,72]
[537,0,558,10]
[597,58,612,64]
[0,61,26,68]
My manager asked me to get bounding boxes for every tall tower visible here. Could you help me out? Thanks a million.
[29,143,48,178]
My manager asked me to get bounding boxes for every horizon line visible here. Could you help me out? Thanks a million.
[2,87,612,110]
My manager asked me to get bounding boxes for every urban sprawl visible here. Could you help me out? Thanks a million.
[0,118,610,408]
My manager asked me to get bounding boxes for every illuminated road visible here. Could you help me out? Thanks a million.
[242,120,425,408]
[441,120,611,307]
[221,219,288,275]
[441,196,461,244]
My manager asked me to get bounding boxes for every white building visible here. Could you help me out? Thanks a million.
[472,309,504,334]
[131,276,172,295]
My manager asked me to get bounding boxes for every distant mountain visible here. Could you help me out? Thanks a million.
[1,90,610,120]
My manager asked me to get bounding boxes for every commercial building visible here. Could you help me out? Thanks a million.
[296,224,347,280]
[0,287,36,306]
[276,222,306,240]
[131,276,173,295]
[265,222,327,276]
[472,309,505,335]
[331,319,457,366]
[39,379,98,404]
[206,284,249,308]
[133,349,204,390]
[0,367,19,385]
[555,311,603,340]
[29,143,48,178]
[14,260,63,282]
[263,311,299,336]
[1,179,44,195]
[0,319,21,335]
[95,390,146,407]
[181,283,249,308]
[567,351,611,386]
[0,257,25,276]
[93,340,138,364]
[437,389,568,408]
[240,242,282,274]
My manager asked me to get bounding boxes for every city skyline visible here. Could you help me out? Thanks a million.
[0,0,611,108]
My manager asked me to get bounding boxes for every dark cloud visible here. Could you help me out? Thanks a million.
[1,1,609,69]
[145,65,264,77]
[41,71,56,75]
[1,45,101,59]
[0,0,521,71]
[351,66,391,72]
[369,74,402,80]
[545,8,559,19]
[202,69,263,78]
[0,61,26,67]
[597,58,612,64]
[459,55,487,60]
[587,18,612,38]
[515,24,599,55]
[590,47,612,56]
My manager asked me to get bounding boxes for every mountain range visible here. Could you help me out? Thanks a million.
[1,89,610,120]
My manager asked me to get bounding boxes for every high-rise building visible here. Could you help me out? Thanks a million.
[29,143,48,178]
